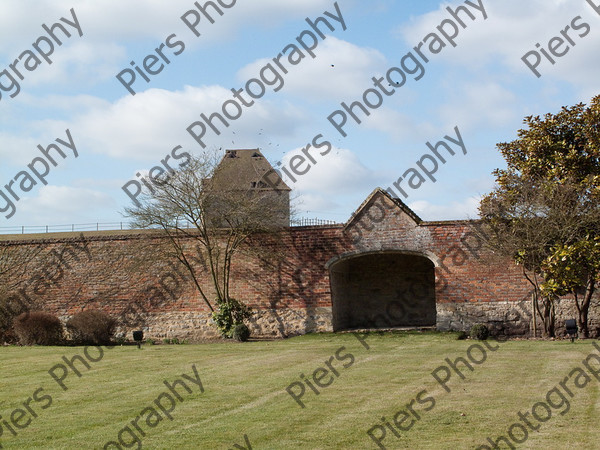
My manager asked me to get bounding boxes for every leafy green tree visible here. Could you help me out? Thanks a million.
[541,237,600,338]
[479,95,600,337]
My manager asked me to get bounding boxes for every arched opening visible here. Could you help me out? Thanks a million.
[328,252,436,331]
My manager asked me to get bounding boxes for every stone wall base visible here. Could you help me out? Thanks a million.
[59,300,599,342]
[74,307,334,342]
[248,307,333,337]
[437,298,600,337]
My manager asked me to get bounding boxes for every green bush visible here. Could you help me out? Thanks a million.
[232,323,251,342]
[161,337,187,345]
[470,324,490,340]
[456,331,468,340]
[66,309,116,345]
[13,312,63,345]
[212,298,252,337]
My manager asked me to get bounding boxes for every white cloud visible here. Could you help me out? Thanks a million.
[17,92,110,114]
[437,81,519,132]
[408,196,481,221]
[238,36,387,101]
[0,86,310,163]
[23,86,308,162]
[361,107,437,142]
[293,193,340,216]
[464,174,496,196]
[0,132,41,165]
[0,0,339,97]
[23,42,127,88]
[17,185,115,224]
[0,0,337,50]
[280,146,381,195]
[397,0,600,93]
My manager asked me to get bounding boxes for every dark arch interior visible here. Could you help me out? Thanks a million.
[329,253,436,331]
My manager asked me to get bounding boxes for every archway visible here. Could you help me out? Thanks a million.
[328,252,436,331]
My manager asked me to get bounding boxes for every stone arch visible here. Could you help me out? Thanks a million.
[327,250,436,331]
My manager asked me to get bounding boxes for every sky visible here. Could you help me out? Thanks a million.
[0,0,599,233]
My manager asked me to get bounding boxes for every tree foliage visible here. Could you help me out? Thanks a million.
[479,95,600,337]
[541,237,600,337]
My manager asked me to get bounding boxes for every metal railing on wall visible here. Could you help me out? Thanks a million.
[289,218,339,227]
[0,218,340,235]
[0,222,128,235]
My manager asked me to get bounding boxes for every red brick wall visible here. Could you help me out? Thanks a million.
[4,189,587,338]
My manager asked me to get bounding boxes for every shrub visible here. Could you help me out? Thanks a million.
[470,324,490,340]
[161,338,185,345]
[232,323,251,342]
[13,312,63,345]
[456,331,468,340]
[212,298,252,337]
[66,309,116,345]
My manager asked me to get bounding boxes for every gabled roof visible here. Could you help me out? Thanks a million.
[212,149,290,191]
[344,187,422,230]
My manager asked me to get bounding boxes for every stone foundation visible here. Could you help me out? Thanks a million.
[66,307,334,342]
[437,298,600,337]
[57,300,600,342]
[247,307,333,337]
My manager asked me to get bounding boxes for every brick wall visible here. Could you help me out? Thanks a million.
[1,189,597,339]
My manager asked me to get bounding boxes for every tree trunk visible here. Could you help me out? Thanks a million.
[542,297,556,338]
[578,306,589,339]
[525,271,556,338]
[576,277,595,339]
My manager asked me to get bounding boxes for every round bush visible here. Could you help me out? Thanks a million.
[456,331,468,340]
[470,324,490,340]
[231,323,251,342]
[66,309,116,345]
[13,312,63,346]
[212,298,252,337]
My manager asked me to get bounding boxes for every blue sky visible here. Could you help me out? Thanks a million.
[1,0,599,231]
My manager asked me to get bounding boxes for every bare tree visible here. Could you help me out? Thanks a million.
[124,149,290,335]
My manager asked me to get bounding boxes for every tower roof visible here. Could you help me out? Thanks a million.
[213,149,291,191]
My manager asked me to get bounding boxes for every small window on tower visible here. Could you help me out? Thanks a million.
[252,152,262,158]
[227,150,237,158]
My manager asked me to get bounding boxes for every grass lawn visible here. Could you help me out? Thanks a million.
[0,332,599,449]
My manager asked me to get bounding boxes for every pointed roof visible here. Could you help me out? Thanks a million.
[213,149,290,191]
[344,187,422,230]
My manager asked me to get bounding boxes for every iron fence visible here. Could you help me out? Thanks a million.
[0,218,340,235]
